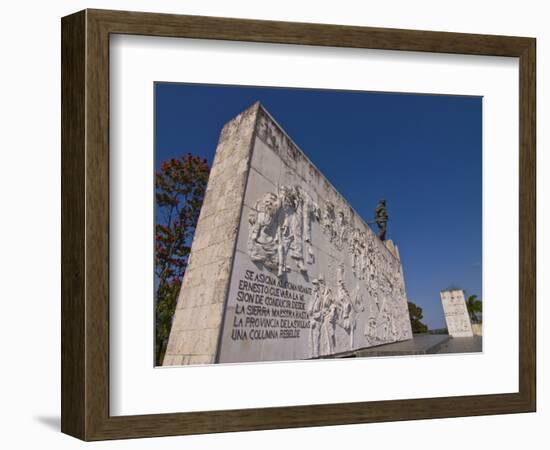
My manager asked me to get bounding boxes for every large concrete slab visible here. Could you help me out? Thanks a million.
[440,289,474,337]
[164,103,413,365]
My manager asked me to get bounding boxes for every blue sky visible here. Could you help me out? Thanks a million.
[155,82,482,330]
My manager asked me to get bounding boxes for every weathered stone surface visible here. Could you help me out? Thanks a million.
[163,103,413,366]
[471,323,483,336]
[440,289,474,337]
[162,102,260,366]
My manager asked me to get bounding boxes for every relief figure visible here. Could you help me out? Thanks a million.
[247,192,282,273]
[248,185,319,277]
[308,276,324,358]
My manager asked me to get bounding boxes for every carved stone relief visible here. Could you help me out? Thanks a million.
[247,192,282,274]
[247,182,411,356]
[247,185,319,277]
[307,265,366,357]
[239,106,413,359]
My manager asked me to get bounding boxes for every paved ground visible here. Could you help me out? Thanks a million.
[436,335,483,354]
[346,334,482,358]
[353,334,450,357]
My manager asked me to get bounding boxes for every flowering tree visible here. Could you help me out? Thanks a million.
[155,154,210,365]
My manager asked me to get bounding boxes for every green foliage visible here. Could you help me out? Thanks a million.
[408,301,429,334]
[155,154,210,366]
[429,328,448,335]
[466,294,483,324]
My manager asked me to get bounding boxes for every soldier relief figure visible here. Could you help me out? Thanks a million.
[247,192,282,274]
[247,185,319,277]
[308,276,325,358]
[307,265,366,357]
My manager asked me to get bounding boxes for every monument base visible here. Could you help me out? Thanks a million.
[351,334,449,357]
[348,333,483,357]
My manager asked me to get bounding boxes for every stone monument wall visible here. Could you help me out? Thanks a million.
[440,289,474,338]
[163,103,413,365]
[162,103,260,366]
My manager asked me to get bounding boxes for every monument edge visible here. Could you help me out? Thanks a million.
[162,102,261,366]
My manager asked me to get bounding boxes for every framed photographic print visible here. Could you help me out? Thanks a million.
[61,9,536,441]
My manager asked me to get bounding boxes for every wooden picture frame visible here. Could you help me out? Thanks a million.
[61,9,536,441]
